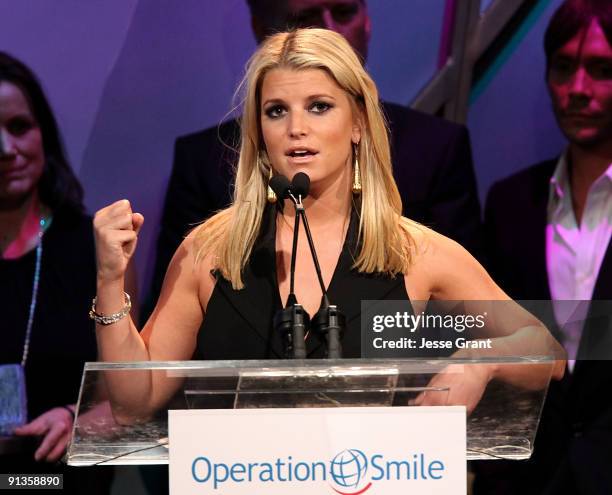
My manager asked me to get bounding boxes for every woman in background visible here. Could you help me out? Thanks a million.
[0,52,112,494]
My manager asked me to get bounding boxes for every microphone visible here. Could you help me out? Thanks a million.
[289,173,346,359]
[311,298,345,359]
[271,174,308,359]
[290,172,310,199]
[269,175,291,200]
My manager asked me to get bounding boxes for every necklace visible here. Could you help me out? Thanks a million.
[0,216,45,433]
[20,217,45,367]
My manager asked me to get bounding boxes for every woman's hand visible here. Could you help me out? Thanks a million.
[93,200,144,283]
[13,407,74,462]
[411,363,494,415]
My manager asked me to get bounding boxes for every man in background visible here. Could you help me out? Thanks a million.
[147,0,483,313]
[477,0,612,492]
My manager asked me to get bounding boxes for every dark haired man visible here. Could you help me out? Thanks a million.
[476,0,612,493]
[148,0,482,312]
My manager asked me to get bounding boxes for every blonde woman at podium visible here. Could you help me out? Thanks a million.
[92,29,564,418]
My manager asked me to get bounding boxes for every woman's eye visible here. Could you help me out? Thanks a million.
[264,105,286,119]
[7,118,34,136]
[310,101,332,113]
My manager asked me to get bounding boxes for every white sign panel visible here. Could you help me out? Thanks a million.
[169,406,466,494]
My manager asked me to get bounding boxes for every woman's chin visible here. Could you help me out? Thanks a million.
[0,186,36,210]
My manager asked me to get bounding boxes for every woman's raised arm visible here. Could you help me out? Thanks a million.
[93,199,210,420]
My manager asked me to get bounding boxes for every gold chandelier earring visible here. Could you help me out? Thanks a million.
[266,164,277,204]
[257,151,277,203]
[352,142,362,194]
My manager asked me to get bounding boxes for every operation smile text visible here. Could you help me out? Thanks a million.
[190,450,446,491]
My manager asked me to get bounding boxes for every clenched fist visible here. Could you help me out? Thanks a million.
[93,200,144,282]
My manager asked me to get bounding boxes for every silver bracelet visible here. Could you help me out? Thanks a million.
[89,292,132,325]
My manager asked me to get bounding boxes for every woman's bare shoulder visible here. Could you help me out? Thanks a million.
[402,219,470,263]
[401,221,443,300]
[180,229,217,308]
[402,219,501,301]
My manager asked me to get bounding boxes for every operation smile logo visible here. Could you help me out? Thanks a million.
[329,449,371,494]
[190,448,446,492]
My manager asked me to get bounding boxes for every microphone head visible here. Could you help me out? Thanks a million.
[269,175,291,199]
[291,172,310,199]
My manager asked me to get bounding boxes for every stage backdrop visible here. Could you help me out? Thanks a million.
[0,0,443,297]
[1,0,566,297]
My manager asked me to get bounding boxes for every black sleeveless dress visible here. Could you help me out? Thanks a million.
[197,205,409,360]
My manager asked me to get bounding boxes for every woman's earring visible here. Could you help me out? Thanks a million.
[258,152,277,203]
[352,142,362,194]
[266,165,277,203]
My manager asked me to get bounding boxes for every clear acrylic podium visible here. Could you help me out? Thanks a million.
[66,357,554,466]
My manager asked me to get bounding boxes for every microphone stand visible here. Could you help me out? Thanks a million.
[272,172,346,359]
[273,193,308,359]
[294,193,345,359]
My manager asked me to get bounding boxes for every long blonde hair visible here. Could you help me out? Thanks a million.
[195,28,415,288]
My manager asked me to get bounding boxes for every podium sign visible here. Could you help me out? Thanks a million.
[169,406,466,494]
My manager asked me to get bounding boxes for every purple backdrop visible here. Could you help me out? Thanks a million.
[1,0,568,298]
[0,0,443,296]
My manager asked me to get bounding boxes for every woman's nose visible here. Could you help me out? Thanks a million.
[288,113,307,138]
[0,130,17,159]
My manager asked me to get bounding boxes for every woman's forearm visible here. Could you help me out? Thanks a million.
[95,277,149,362]
[94,277,154,422]
[467,325,566,389]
